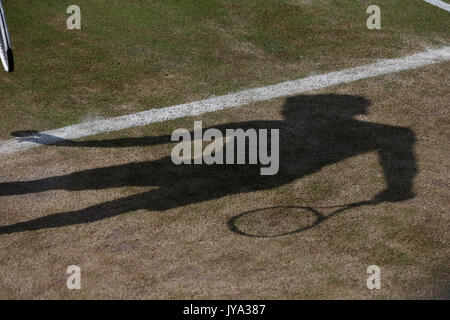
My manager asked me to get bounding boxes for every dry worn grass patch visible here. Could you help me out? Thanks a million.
[0,63,449,299]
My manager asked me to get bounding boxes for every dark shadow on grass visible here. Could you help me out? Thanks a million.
[1,94,417,235]
[227,200,377,238]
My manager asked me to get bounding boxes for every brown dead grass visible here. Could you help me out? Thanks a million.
[0,63,449,299]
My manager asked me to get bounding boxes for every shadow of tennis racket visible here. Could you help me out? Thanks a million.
[227,199,380,238]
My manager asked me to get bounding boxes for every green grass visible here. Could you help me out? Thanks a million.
[0,0,448,138]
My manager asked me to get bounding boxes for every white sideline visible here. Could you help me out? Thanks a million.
[1,46,450,156]
[423,0,450,12]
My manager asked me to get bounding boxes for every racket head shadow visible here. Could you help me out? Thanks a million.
[227,200,376,238]
[227,206,325,238]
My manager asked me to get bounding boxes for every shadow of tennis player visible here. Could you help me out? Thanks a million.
[0,94,417,235]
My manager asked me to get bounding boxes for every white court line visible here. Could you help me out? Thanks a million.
[423,0,450,12]
[1,46,450,156]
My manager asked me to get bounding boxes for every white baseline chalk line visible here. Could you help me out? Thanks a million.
[423,0,450,12]
[1,46,450,156]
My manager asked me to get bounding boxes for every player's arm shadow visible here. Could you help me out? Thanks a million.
[1,94,418,235]
[11,118,281,149]
[10,130,172,148]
